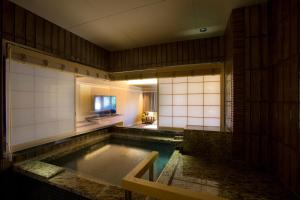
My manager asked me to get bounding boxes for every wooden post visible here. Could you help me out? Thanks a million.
[125,190,132,200]
[149,163,154,181]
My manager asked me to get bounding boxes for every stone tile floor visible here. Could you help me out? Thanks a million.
[171,154,298,200]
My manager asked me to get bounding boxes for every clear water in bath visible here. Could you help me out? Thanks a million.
[49,138,175,186]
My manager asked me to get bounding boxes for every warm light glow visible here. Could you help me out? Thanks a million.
[84,145,111,160]
[128,78,157,85]
[148,112,154,117]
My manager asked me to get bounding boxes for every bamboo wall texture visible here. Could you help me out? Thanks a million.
[0,0,4,160]
[269,0,299,193]
[226,0,300,195]
[109,37,224,72]
[224,12,233,134]
[226,3,271,165]
[1,0,109,70]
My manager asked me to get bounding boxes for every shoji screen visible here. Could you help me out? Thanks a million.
[159,75,220,128]
[7,60,75,151]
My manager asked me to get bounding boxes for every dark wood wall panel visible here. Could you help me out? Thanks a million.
[270,0,299,193]
[25,11,35,48]
[109,37,224,72]
[0,0,4,159]
[224,9,233,135]
[226,0,300,195]
[1,0,109,70]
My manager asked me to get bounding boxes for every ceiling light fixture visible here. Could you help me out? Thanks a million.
[200,27,207,32]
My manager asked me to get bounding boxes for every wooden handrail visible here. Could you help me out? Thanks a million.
[122,151,226,200]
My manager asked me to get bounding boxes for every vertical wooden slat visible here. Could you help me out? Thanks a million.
[35,16,44,50]
[51,24,58,55]
[138,47,143,69]
[161,44,167,66]
[200,39,207,62]
[133,48,139,68]
[70,34,76,60]
[14,5,25,44]
[166,43,172,66]
[212,37,219,60]
[206,38,212,61]
[44,20,52,52]
[76,36,81,62]
[188,40,194,63]
[2,0,15,41]
[80,38,86,64]
[177,41,183,65]
[194,39,200,63]
[58,27,65,57]
[156,45,162,66]
[25,11,35,48]
[65,31,71,59]
[151,45,157,67]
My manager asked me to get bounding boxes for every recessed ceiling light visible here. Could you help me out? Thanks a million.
[200,27,207,32]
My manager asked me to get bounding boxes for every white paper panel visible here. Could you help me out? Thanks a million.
[188,106,203,117]
[159,116,172,127]
[11,91,34,109]
[173,117,187,128]
[188,83,203,93]
[11,61,34,75]
[204,82,220,93]
[8,60,75,148]
[159,78,172,83]
[173,77,187,83]
[158,75,220,128]
[159,84,172,94]
[188,94,203,105]
[188,117,204,126]
[159,106,172,116]
[173,83,187,94]
[204,118,220,126]
[204,94,220,105]
[188,76,203,82]
[11,73,34,91]
[58,120,75,133]
[173,95,187,105]
[11,125,35,145]
[204,106,220,117]
[173,106,187,116]
[159,95,172,105]
[12,109,34,127]
[204,75,220,82]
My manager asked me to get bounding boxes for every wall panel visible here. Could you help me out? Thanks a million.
[1,0,109,70]
[226,0,300,195]
[110,37,224,72]
[25,11,35,48]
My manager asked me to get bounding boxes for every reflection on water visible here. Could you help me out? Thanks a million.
[49,139,174,186]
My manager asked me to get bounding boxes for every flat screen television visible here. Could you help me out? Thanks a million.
[94,96,116,115]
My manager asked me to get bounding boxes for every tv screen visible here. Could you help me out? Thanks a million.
[94,96,116,114]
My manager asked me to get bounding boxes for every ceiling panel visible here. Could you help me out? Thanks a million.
[11,0,264,51]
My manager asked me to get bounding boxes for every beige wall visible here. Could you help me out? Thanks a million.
[76,78,143,126]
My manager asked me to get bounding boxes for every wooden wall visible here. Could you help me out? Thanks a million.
[226,0,300,195]
[269,0,299,193]
[109,37,224,72]
[224,12,233,134]
[226,3,271,164]
[1,0,109,70]
[243,3,271,167]
[0,0,4,160]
